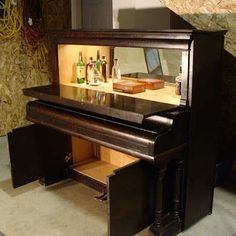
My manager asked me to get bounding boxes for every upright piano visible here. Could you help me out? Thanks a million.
[8,30,225,236]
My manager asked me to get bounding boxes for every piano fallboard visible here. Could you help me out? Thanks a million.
[26,100,187,163]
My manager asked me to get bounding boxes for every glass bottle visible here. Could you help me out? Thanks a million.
[96,50,102,71]
[86,57,93,84]
[89,61,101,85]
[101,55,107,82]
[76,52,85,83]
[111,58,121,82]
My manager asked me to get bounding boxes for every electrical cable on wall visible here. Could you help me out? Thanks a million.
[0,0,22,40]
[22,0,43,49]
[22,0,48,69]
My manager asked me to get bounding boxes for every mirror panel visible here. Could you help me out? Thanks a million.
[57,44,183,106]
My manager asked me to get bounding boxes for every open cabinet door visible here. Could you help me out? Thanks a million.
[108,161,156,236]
[8,125,43,188]
[8,124,71,188]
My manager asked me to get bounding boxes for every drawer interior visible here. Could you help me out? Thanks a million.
[70,136,138,185]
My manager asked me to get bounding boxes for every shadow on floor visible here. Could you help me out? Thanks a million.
[218,177,236,195]
[0,179,40,197]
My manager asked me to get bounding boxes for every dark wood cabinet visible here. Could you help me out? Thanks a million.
[8,30,225,235]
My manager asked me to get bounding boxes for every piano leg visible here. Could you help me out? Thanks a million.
[173,159,183,220]
[150,159,183,236]
[150,163,167,234]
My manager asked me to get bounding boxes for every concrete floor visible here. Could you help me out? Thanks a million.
[0,136,236,236]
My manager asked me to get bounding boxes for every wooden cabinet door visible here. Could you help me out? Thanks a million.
[8,124,71,188]
[108,161,155,236]
[8,125,43,188]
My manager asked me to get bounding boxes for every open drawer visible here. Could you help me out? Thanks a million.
[70,136,156,236]
[8,125,156,236]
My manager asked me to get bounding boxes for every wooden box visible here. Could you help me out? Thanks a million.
[137,78,164,90]
[113,80,146,94]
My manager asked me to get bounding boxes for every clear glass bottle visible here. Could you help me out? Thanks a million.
[111,58,121,82]
[101,55,107,82]
[89,61,101,85]
[76,52,85,83]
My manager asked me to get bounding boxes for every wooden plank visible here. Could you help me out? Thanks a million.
[73,160,118,184]
[72,136,95,164]
[100,146,137,167]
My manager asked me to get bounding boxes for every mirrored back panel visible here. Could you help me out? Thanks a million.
[58,44,183,106]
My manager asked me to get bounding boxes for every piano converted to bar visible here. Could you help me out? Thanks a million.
[8,30,225,236]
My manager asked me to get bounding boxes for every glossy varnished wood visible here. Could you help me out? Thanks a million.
[23,84,176,124]
[8,125,43,188]
[12,29,226,236]
[8,125,71,188]
[108,161,155,236]
[183,32,225,228]
[26,100,182,162]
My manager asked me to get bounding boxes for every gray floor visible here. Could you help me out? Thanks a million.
[0,136,236,236]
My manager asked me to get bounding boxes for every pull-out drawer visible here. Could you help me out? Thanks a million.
[8,125,156,236]
[69,136,156,235]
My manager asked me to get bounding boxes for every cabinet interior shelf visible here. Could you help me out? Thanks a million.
[72,159,118,184]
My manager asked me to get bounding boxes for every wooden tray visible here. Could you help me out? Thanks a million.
[113,80,146,94]
[137,78,164,90]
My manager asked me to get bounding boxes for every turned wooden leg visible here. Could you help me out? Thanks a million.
[173,159,183,219]
[151,164,167,231]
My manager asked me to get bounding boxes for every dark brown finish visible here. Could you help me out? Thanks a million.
[173,160,183,219]
[8,125,43,188]
[23,84,176,124]
[36,126,72,186]
[8,124,71,188]
[8,29,225,236]
[108,161,155,236]
[152,163,167,229]
[26,100,187,163]
[113,80,146,94]
[183,33,225,228]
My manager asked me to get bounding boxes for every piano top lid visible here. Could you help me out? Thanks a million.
[48,29,226,42]
[23,84,177,124]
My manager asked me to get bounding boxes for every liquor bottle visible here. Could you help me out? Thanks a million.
[101,55,107,82]
[96,50,102,71]
[89,61,101,85]
[76,52,85,83]
[86,57,93,84]
[111,58,121,81]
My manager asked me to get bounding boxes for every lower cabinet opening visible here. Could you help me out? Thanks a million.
[69,136,138,191]
[66,136,156,236]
